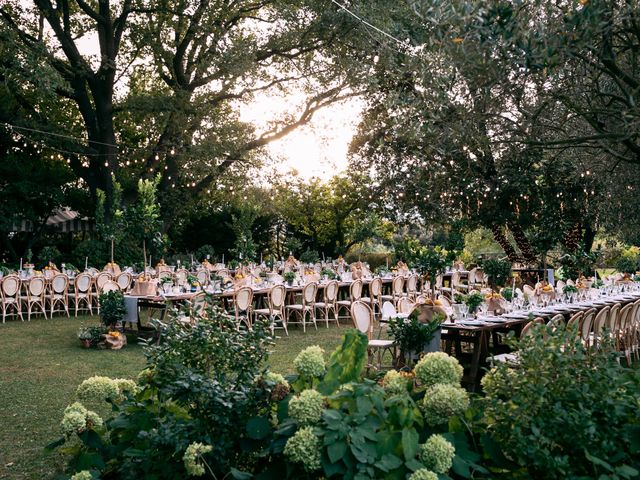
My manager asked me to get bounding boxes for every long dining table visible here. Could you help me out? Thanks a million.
[442,290,640,391]
[122,276,396,328]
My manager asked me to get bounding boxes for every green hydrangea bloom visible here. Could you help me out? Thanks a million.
[137,367,155,385]
[76,376,119,402]
[283,426,322,472]
[293,345,325,378]
[414,352,463,388]
[418,434,455,474]
[382,370,411,395]
[422,383,469,426]
[61,402,103,437]
[183,442,212,477]
[262,371,289,387]
[115,378,138,396]
[70,471,93,480]
[408,468,438,480]
[288,389,324,425]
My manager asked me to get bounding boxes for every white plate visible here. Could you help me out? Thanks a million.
[483,317,508,323]
[459,320,487,326]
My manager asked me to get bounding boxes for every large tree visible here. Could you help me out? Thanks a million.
[0,0,359,227]
[345,0,639,260]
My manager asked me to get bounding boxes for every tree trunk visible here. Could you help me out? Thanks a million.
[490,224,521,263]
[561,222,582,253]
[507,222,538,265]
[583,223,596,253]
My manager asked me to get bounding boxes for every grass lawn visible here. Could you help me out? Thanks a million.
[0,316,350,479]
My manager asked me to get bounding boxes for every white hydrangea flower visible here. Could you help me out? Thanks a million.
[422,383,469,426]
[183,442,212,477]
[283,426,322,472]
[76,376,119,402]
[288,389,324,425]
[414,352,463,388]
[61,402,103,437]
[408,468,438,480]
[418,434,455,474]
[70,471,93,480]
[293,346,326,378]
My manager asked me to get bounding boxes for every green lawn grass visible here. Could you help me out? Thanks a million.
[0,316,349,479]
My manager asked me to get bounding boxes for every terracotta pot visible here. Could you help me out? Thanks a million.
[80,339,92,348]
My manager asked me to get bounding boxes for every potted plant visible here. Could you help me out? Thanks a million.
[187,274,200,291]
[563,284,578,302]
[99,291,127,328]
[283,271,296,286]
[501,287,514,302]
[321,268,336,280]
[481,258,512,291]
[389,310,445,367]
[77,325,93,348]
[412,246,452,299]
[77,324,106,348]
[464,292,485,315]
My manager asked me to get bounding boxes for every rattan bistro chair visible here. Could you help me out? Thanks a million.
[49,273,70,318]
[254,284,287,336]
[24,277,47,321]
[286,282,318,332]
[350,301,395,371]
[70,272,93,317]
[337,279,363,320]
[233,286,254,329]
[314,280,339,328]
[1,275,23,322]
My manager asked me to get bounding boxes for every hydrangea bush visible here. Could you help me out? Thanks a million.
[49,302,468,479]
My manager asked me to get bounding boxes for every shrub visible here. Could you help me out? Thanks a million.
[194,244,215,262]
[300,248,319,264]
[481,326,640,479]
[616,252,638,275]
[37,245,61,266]
[50,320,467,480]
[49,303,274,479]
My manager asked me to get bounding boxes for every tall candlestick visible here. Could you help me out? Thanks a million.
[19,258,23,270]
[85,257,88,270]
